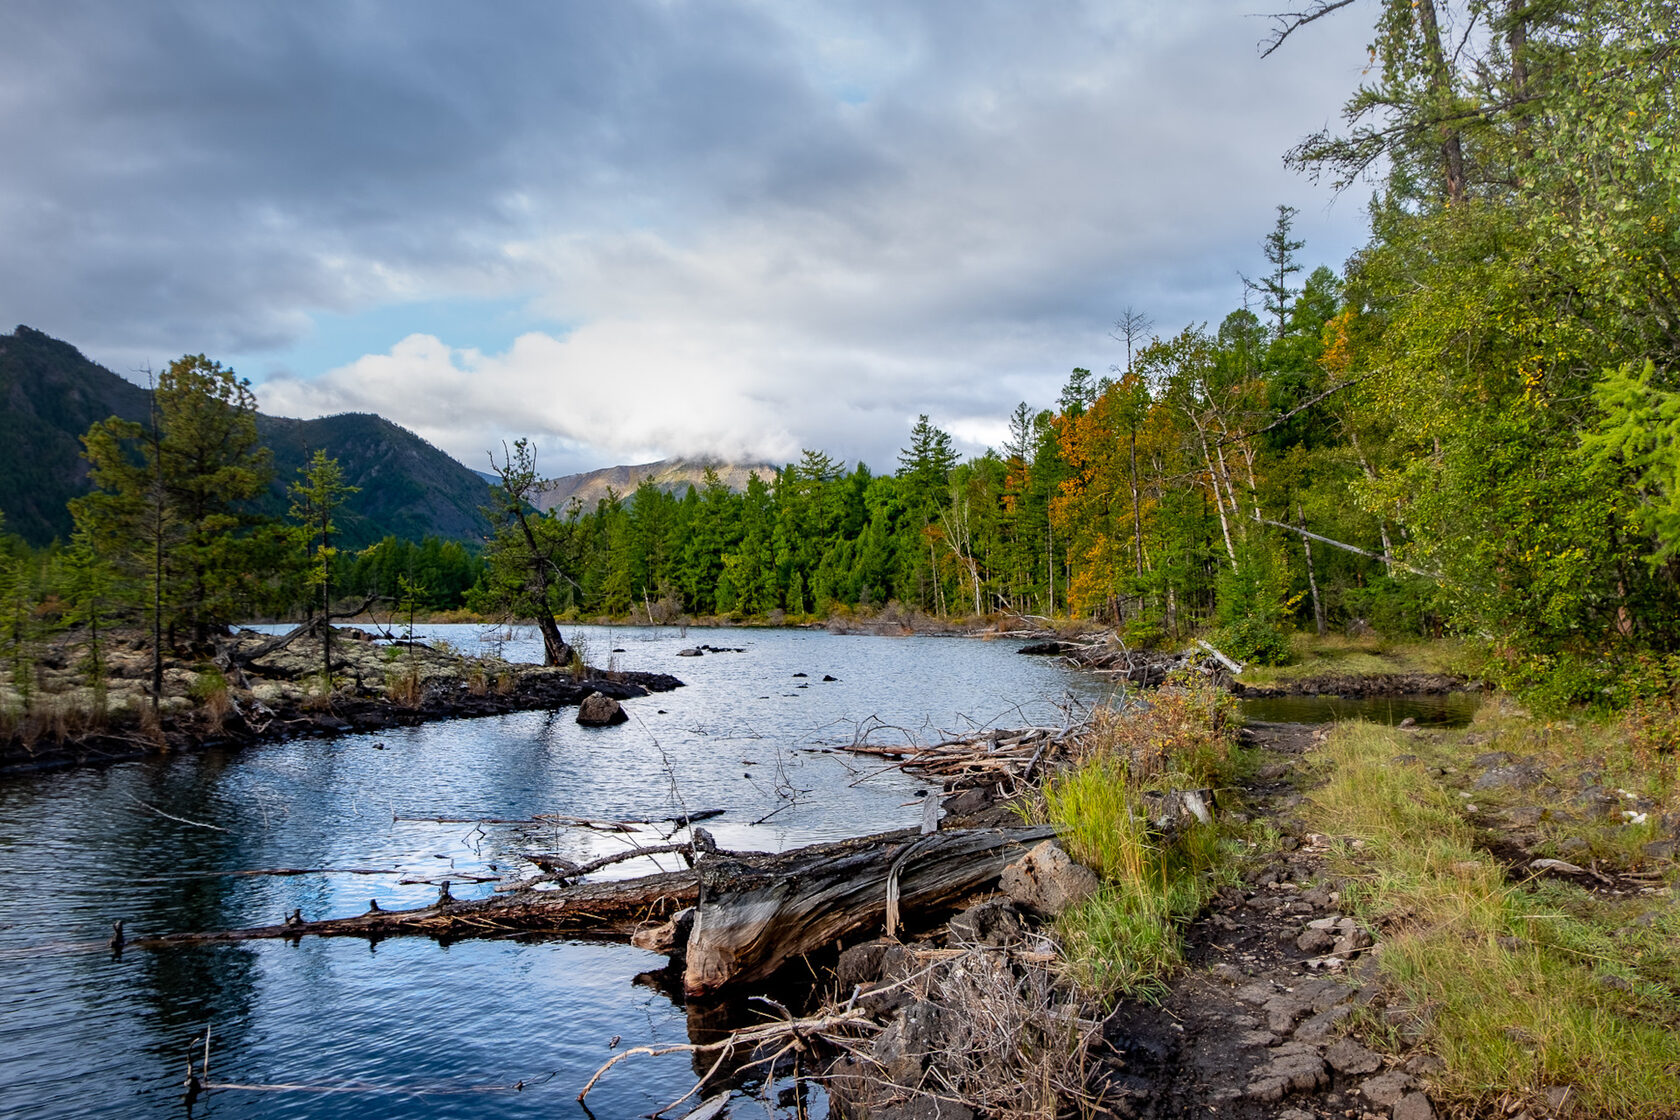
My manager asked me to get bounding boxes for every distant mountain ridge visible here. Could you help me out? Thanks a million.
[0,325,493,547]
[535,456,776,513]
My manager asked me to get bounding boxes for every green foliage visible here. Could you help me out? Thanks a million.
[1313,718,1680,1117]
[1584,361,1680,563]
[1214,542,1296,666]
[288,450,358,613]
[68,353,270,647]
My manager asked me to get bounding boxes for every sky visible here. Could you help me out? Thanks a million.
[0,0,1374,478]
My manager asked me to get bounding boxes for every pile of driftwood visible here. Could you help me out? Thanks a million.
[1019,631,1237,686]
[838,726,1074,794]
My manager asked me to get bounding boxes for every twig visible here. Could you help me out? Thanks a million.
[124,793,229,831]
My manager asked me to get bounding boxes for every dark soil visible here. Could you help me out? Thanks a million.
[823,721,1443,1120]
[1087,722,1417,1119]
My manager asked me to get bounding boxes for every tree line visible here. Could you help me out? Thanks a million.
[4,0,1675,715]
[0,353,490,715]
[473,0,1680,709]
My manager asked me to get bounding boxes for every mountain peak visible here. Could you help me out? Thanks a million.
[535,456,777,512]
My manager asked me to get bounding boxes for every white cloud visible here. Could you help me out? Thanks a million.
[3,0,1376,475]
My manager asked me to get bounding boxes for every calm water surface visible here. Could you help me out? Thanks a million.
[1237,690,1480,727]
[0,626,1110,1119]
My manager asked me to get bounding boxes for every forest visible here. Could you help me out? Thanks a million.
[471,0,1680,710]
[2,0,1676,714]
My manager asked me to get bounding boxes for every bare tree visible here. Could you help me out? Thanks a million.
[1110,306,1154,377]
[485,440,575,668]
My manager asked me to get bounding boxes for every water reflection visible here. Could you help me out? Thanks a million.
[1237,690,1480,727]
[0,627,1108,1119]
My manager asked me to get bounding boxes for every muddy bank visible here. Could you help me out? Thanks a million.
[811,722,1441,1120]
[0,625,681,775]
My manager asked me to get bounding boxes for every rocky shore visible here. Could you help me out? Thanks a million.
[0,624,682,774]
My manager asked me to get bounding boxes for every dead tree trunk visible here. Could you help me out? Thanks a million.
[137,825,1055,1000]
[681,825,1053,996]
[1299,502,1325,636]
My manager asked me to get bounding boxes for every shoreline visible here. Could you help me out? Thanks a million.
[0,625,682,776]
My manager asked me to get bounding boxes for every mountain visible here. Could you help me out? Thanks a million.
[534,456,776,513]
[0,326,154,545]
[0,325,493,548]
[253,413,492,548]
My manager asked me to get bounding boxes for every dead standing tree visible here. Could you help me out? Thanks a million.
[485,439,575,668]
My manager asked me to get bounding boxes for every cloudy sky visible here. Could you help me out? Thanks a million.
[1,0,1373,477]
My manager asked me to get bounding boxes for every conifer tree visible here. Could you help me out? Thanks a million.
[288,450,357,691]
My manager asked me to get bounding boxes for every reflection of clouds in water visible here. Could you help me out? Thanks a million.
[2,626,1101,1117]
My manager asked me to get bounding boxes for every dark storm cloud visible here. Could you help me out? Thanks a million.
[0,1,1374,471]
[0,1,864,354]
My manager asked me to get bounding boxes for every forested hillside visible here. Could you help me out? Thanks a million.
[0,325,491,547]
[475,0,1680,709]
[0,327,153,544]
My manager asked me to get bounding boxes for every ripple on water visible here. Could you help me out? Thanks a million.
[0,625,1112,1119]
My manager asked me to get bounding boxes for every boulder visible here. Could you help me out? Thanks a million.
[999,841,1099,917]
[576,691,628,726]
[1474,763,1543,791]
[946,899,1028,947]
[676,648,703,657]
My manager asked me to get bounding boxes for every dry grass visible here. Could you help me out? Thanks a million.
[384,667,423,708]
[918,949,1105,1119]
[1070,676,1239,786]
[189,667,231,732]
[828,946,1106,1120]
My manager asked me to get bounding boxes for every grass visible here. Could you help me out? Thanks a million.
[384,666,423,707]
[1234,631,1469,687]
[1437,694,1678,870]
[1307,715,1680,1118]
[1044,679,1249,1001]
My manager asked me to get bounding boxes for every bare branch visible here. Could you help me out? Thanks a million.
[1259,0,1360,58]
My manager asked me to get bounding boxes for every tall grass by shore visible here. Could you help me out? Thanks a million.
[1039,679,1249,1000]
[1311,713,1680,1118]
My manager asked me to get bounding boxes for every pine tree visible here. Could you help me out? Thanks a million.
[288,450,358,692]
[154,354,270,644]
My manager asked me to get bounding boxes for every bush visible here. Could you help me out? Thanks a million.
[1212,540,1298,666]
[1044,691,1244,1000]
[1214,614,1293,666]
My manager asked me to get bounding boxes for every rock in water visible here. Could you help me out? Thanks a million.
[577,691,629,726]
[999,840,1098,917]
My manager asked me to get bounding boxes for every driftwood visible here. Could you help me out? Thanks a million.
[135,867,702,947]
[680,825,1054,995]
[1195,639,1245,675]
[139,825,1054,999]
[839,727,1071,792]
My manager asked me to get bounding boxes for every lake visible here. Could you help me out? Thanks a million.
[0,625,1112,1119]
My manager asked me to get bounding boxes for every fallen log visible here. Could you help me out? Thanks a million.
[134,868,701,947]
[136,825,1056,999]
[681,824,1054,996]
